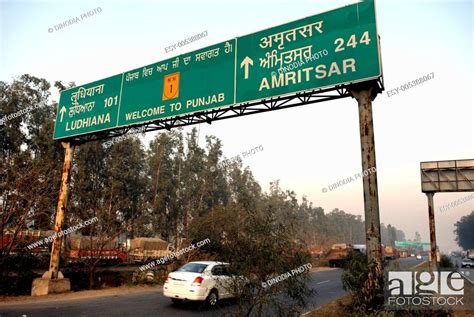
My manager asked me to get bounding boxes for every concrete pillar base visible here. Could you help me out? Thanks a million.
[31,272,70,296]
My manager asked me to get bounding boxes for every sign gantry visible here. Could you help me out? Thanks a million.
[54,0,382,141]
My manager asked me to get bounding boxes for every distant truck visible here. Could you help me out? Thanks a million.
[307,246,327,259]
[353,244,367,254]
[467,249,474,259]
[129,237,173,263]
[398,249,408,258]
[326,243,351,267]
[325,243,400,266]
[383,246,399,260]
[1,229,53,256]
[64,235,128,265]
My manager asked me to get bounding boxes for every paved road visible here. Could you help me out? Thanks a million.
[303,268,347,310]
[388,256,474,283]
[396,256,426,270]
[0,269,346,317]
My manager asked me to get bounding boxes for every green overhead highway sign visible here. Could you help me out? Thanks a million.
[117,41,235,128]
[54,41,235,139]
[235,0,381,103]
[54,75,122,138]
[54,0,381,140]
[395,241,431,248]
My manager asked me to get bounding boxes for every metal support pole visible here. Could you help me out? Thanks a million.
[46,142,74,279]
[350,82,383,303]
[426,192,438,269]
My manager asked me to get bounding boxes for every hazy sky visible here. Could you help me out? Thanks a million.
[1,0,473,251]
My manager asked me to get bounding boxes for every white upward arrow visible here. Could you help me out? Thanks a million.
[59,106,66,122]
[240,56,253,80]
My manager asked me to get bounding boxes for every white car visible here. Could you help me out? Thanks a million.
[461,258,474,268]
[163,261,236,307]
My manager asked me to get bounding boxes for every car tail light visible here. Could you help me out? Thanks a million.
[192,276,203,286]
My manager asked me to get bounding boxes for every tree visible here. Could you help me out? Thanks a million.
[199,135,229,215]
[226,163,261,213]
[69,141,124,288]
[0,75,62,256]
[106,137,147,237]
[414,231,421,243]
[387,224,397,247]
[147,130,181,241]
[395,229,406,242]
[178,128,206,244]
[454,211,474,250]
[324,209,365,245]
[189,184,314,317]
[381,223,406,247]
[0,75,65,295]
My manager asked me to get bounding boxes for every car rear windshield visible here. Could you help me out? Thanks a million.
[177,263,208,273]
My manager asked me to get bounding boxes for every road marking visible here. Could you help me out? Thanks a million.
[411,260,427,269]
[316,280,330,285]
[458,270,474,284]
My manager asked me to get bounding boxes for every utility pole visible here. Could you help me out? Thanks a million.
[32,142,74,295]
[350,81,383,306]
[426,192,438,269]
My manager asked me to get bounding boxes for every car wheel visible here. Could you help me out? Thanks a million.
[205,289,219,307]
[171,298,183,305]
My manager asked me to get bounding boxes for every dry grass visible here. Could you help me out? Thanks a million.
[304,294,352,317]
